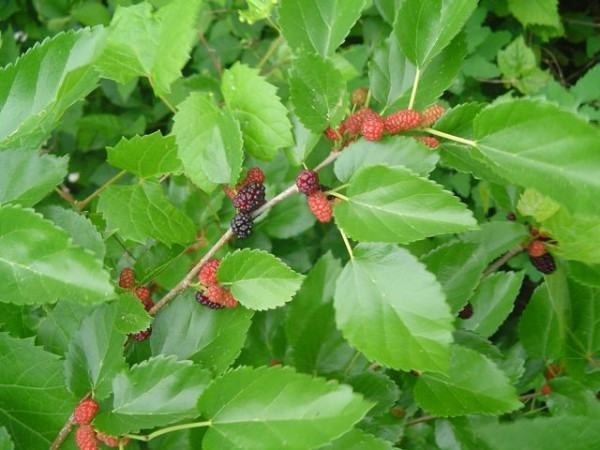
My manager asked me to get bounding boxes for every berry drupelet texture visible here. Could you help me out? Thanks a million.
[530,252,556,274]
[420,104,445,127]
[384,109,422,134]
[244,167,265,185]
[74,398,99,425]
[135,286,153,311]
[198,259,220,286]
[233,182,266,213]
[231,212,253,239]
[118,267,135,289]
[414,136,440,148]
[196,291,225,309]
[130,327,152,341]
[96,433,128,448]
[307,191,333,223]
[75,425,98,450]
[528,240,546,258]
[296,170,320,195]
[351,86,368,106]
[361,114,385,141]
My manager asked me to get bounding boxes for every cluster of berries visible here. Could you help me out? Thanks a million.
[324,89,445,148]
[195,258,238,309]
[119,268,153,341]
[73,398,127,449]
[527,234,556,275]
[224,167,266,239]
[295,170,333,223]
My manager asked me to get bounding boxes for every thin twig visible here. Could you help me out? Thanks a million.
[406,415,435,426]
[54,185,77,206]
[199,33,222,75]
[50,414,75,450]
[257,35,283,69]
[76,170,126,211]
[149,151,341,316]
[483,244,525,276]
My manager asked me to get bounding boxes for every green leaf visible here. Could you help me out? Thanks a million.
[414,345,521,416]
[565,281,600,382]
[279,0,368,57]
[65,303,127,400]
[374,33,467,110]
[37,302,94,355]
[97,181,196,246]
[289,52,348,133]
[150,291,253,374]
[497,36,549,94]
[113,293,152,334]
[517,188,560,222]
[94,356,211,434]
[221,63,293,160]
[0,150,67,207]
[369,34,416,108]
[198,366,372,450]
[319,429,395,450]
[264,194,316,239]
[173,92,242,189]
[96,0,203,96]
[0,27,105,149]
[0,205,114,305]
[394,0,477,67]
[460,221,529,262]
[238,0,277,24]
[334,165,477,244]
[285,254,356,374]
[0,333,76,450]
[473,99,600,216]
[543,210,600,264]
[547,377,600,418]
[567,261,600,289]
[346,371,400,417]
[40,205,105,260]
[107,131,182,178]
[507,0,561,28]
[477,416,600,450]
[334,244,454,373]
[519,270,570,360]
[421,241,488,313]
[334,137,439,182]
[571,64,600,104]
[217,249,304,310]
[460,271,524,337]
[0,427,14,450]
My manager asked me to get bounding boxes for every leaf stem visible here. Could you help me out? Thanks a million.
[76,170,126,210]
[327,191,349,201]
[483,244,525,276]
[339,227,354,260]
[406,415,435,426]
[423,128,477,147]
[258,35,283,69]
[126,420,212,441]
[408,67,420,110]
[150,150,342,315]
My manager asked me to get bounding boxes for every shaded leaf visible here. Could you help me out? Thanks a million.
[150,291,253,374]
[414,345,521,416]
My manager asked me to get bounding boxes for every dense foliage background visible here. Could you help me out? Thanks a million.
[0,1,599,449]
